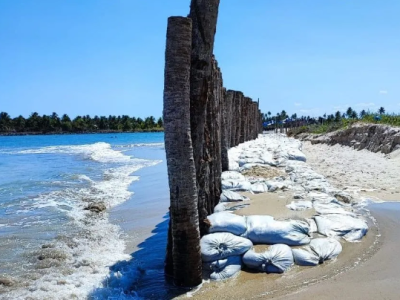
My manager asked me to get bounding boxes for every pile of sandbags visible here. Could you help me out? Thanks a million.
[201,133,369,282]
[221,171,252,191]
[200,232,253,281]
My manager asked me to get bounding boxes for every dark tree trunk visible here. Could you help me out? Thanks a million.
[163,16,202,287]
[188,0,220,235]
[221,88,230,171]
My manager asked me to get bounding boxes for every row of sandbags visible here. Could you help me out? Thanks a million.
[221,171,291,194]
[201,232,342,281]
[227,134,307,172]
[206,211,368,244]
[206,212,311,245]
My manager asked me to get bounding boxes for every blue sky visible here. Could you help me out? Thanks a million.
[1,0,399,119]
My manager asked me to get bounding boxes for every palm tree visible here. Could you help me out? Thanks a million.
[0,112,12,131]
[163,16,202,287]
[346,107,353,119]
[378,107,385,114]
[335,111,341,122]
[360,109,367,118]
[350,110,358,119]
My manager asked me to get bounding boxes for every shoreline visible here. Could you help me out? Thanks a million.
[0,129,164,137]
[279,201,400,300]
[108,133,400,299]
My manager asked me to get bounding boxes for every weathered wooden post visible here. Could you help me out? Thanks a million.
[163,16,202,287]
[221,90,232,171]
[188,0,220,235]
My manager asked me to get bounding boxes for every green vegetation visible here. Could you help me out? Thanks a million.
[0,112,163,135]
[260,106,400,137]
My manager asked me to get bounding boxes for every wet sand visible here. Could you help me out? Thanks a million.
[279,202,400,300]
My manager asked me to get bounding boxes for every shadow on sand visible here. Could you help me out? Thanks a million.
[88,213,187,300]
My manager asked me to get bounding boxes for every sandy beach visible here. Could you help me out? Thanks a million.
[189,136,400,300]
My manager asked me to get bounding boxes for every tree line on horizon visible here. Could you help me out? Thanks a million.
[262,106,389,128]
[0,112,163,134]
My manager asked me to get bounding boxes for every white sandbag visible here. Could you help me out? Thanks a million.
[314,214,368,242]
[306,218,318,233]
[287,148,307,162]
[221,179,252,191]
[242,244,294,273]
[220,190,249,202]
[203,255,242,281]
[313,202,356,216]
[239,163,266,171]
[309,192,341,204]
[221,171,245,182]
[213,203,227,213]
[245,215,311,246]
[201,232,253,262]
[238,157,264,167]
[260,152,276,166]
[250,182,269,194]
[286,200,313,211]
[229,160,240,171]
[206,212,247,236]
[292,238,342,266]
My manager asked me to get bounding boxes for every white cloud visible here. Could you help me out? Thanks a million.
[379,90,388,94]
[331,105,350,112]
[298,108,321,117]
[294,102,302,106]
[355,102,375,108]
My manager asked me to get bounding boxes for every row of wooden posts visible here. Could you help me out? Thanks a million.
[162,0,263,287]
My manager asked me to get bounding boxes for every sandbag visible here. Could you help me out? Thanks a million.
[250,182,269,194]
[306,218,318,233]
[206,212,247,236]
[287,148,307,162]
[221,179,252,191]
[201,232,253,262]
[313,202,356,216]
[245,215,311,246]
[314,214,368,242]
[260,152,276,166]
[203,255,242,281]
[220,190,249,202]
[221,171,245,182]
[308,192,339,204]
[286,200,313,211]
[242,244,294,273]
[292,238,342,266]
[238,157,264,167]
[213,203,227,213]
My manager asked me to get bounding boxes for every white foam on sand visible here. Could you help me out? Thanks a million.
[16,142,131,163]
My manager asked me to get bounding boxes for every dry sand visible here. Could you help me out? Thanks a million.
[302,141,400,202]
[190,142,400,300]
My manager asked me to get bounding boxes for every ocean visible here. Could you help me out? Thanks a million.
[0,133,173,299]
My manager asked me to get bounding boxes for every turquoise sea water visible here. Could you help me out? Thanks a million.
[0,133,171,299]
